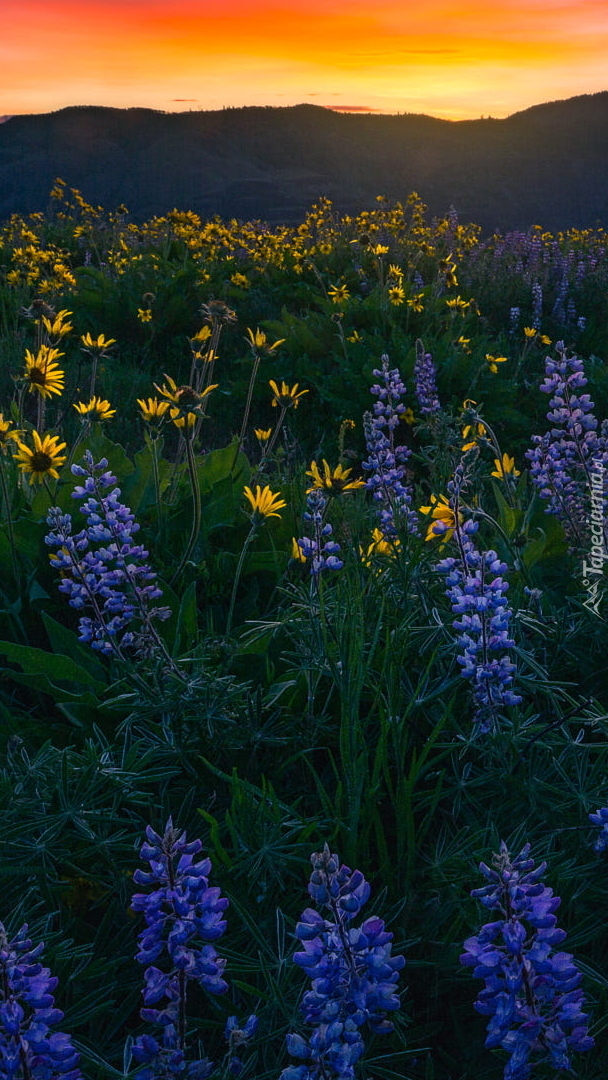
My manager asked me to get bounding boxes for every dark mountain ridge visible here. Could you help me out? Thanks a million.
[1,93,607,233]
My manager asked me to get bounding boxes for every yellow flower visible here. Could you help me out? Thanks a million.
[170,408,197,430]
[419,494,461,543]
[539,334,552,346]
[41,309,73,337]
[456,335,471,352]
[404,407,416,426]
[328,283,350,304]
[388,285,405,306]
[137,397,170,423]
[406,292,425,312]
[491,453,521,480]
[347,330,362,343]
[291,537,307,563]
[371,244,389,255]
[23,346,65,398]
[485,354,508,374]
[445,296,469,314]
[13,430,67,485]
[360,528,400,566]
[230,271,249,288]
[154,375,218,415]
[523,326,537,338]
[80,332,117,351]
[191,326,212,344]
[243,484,287,520]
[0,413,22,454]
[388,263,403,280]
[245,327,285,354]
[137,308,153,323]
[306,459,365,495]
[269,380,308,410]
[73,396,116,422]
[254,428,272,444]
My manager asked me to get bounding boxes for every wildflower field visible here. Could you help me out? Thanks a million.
[1,183,608,1080]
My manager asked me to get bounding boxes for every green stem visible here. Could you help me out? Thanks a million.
[225,523,258,636]
[0,460,19,584]
[231,354,260,472]
[169,432,201,586]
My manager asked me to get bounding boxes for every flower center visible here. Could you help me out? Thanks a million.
[31,451,52,471]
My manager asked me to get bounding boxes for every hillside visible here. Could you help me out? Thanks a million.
[1,93,607,232]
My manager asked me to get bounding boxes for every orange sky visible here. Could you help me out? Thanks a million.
[2,0,607,120]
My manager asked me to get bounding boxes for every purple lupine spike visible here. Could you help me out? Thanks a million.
[588,806,608,853]
[362,354,418,540]
[46,451,170,657]
[525,343,608,549]
[297,489,343,576]
[413,340,440,417]
[280,844,404,1080]
[0,923,81,1080]
[435,470,521,734]
[130,820,229,1079]
[461,842,593,1080]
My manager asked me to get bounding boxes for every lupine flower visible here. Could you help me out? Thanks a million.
[0,922,81,1079]
[297,489,343,575]
[45,452,170,656]
[436,516,521,732]
[224,1014,258,1076]
[13,430,67,485]
[413,342,440,417]
[525,343,608,547]
[588,806,608,852]
[461,842,593,1079]
[280,844,404,1080]
[130,819,229,1080]
[362,354,418,540]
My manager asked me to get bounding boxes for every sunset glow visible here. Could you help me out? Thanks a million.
[2,0,608,120]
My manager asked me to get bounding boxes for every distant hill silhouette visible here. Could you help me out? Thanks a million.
[1,94,607,233]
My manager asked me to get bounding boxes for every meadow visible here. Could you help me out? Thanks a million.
[0,182,607,1080]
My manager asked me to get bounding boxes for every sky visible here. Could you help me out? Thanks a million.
[2,0,608,121]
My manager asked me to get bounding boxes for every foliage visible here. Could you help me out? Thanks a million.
[0,189,607,1079]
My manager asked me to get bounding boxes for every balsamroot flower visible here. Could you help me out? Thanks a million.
[0,922,81,1079]
[130,819,229,1080]
[269,379,309,410]
[243,484,286,521]
[73,396,116,422]
[281,844,405,1080]
[305,460,365,495]
[23,345,65,398]
[461,842,593,1079]
[13,430,67,485]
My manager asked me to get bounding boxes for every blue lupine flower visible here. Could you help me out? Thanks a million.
[525,343,608,548]
[130,820,229,1079]
[413,341,440,417]
[436,511,521,734]
[588,806,608,852]
[281,845,404,1080]
[461,842,593,1080]
[46,451,170,656]
[362,354,418,540]
[0,922,81,1080]
[224,1014,258,1076]
[297,489,343,575]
